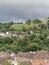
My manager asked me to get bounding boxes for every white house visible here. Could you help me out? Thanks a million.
[0,33,5,37]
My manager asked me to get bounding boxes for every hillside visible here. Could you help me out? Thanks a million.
[0,19,49,53]
[10,19,48,31]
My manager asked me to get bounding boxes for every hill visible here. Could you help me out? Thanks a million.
[10,19,48,31]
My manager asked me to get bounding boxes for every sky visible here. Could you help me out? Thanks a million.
[0,0,49,22]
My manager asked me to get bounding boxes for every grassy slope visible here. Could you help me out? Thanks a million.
[42,19,48,24]
[10,19,48,31]
[10,24,34,30]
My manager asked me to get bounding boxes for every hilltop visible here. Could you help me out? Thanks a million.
[10,19,48,31]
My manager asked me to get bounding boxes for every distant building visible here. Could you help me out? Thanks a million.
[23,22,26,24]
[15,51,49,65]
[0,51,49,65]
[11,33,17,38]
[0,33,5,37]
[5,32,11,37]
[0,32,11,37]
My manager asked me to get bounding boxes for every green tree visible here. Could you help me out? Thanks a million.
[26,20,31,25]
[22,26,27,32]
[28,43,41,51]
[33,19,42,23]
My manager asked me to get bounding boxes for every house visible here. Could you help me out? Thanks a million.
[0,32,12,37]
[43,63,49,65]
[11,33,17,38]
[15,52,35,60]
[23,22,26,24]
[15,51,49,65]
[32,59,46,65]
[3,51,49,65]
[18,35,25,39]
[0,33,5,37]
[5,32,11,37]
[17,32,27,39]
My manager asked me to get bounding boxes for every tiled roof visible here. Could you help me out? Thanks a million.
[15,51,49,59]
[32,59,45,65]
[43,63,49,65]
[34,51,49,59]
[15,52,35,59]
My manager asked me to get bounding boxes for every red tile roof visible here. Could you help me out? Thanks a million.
[43,63,49,65]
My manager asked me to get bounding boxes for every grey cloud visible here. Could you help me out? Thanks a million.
[0,0,49,22]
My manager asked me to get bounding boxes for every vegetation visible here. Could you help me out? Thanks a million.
[0,18,49,53]
[26,20,31,25]
[4,59,10,65]
[33,19,42,23]
[0,22,14,32]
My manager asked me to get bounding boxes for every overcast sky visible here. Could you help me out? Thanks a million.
[0,0,49,22]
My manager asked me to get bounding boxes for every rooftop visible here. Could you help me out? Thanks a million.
[15,51,49,59]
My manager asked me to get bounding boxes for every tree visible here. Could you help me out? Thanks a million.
[4,37,14,44]
[39,24,46,29]
[33,25,38,30]
[39,33,46,40]
[29,34,36,41]
[33,19,42,23]
[26,20,31,25]
[28,43,41,51]
[47,17,49,19]
[33,37,43,46]
[17,36,29,52]
[22,26,27,32]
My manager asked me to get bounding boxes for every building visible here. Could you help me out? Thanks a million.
[11,33,17,38]
[15,51,49,65]
[0,33,6,37]
[5,32,11,37]
[1,51,49,65]
[0,32,11,37]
